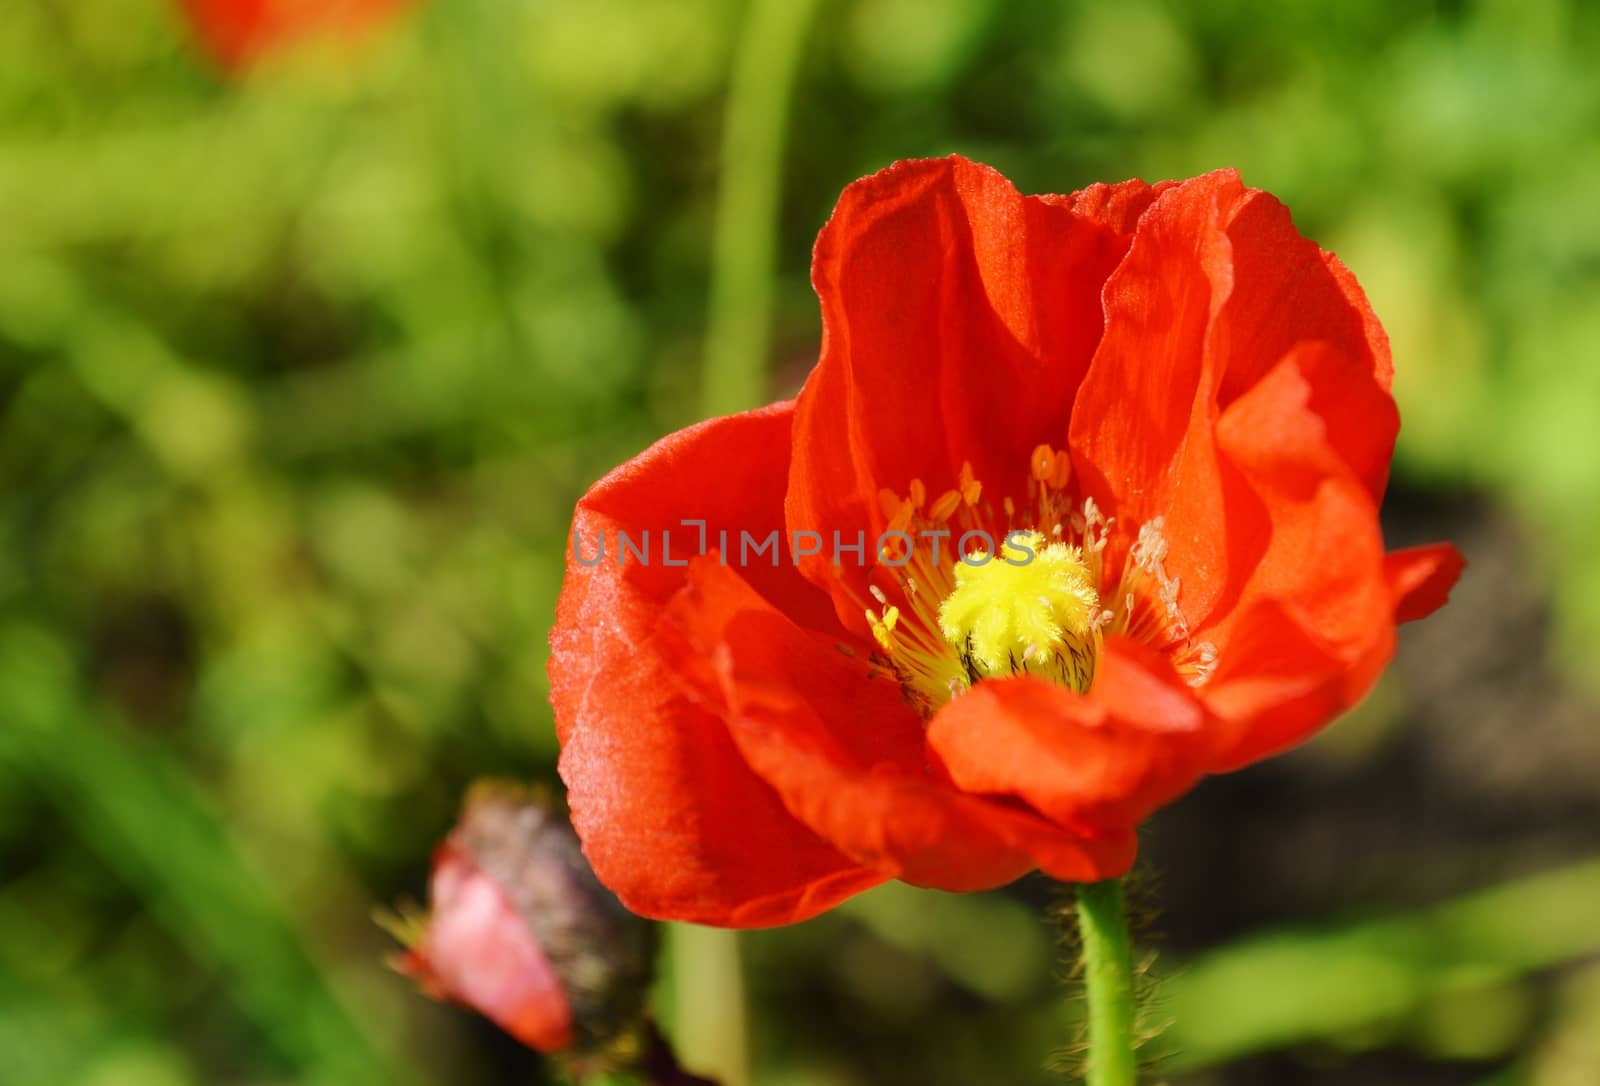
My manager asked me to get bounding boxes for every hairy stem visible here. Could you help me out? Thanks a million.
[1077,880,1138,1086]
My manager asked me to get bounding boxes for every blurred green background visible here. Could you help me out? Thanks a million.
[2,1,1598,1084]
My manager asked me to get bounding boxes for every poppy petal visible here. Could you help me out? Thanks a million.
[1047,177,1177,235]
[1200,597,1392,773]
[549,403,883,927]
[925,637,1213,831]
[1212,190,1398,497]
[1212,191,1393,392]
[789,156,1145,622]
[1385,543,1466,623]
[404,841,575,1053]
[1069,169,1251,628]
[1198,348,1397,769]
[1071,173,1403,639]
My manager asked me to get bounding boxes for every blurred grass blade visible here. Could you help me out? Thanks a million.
[700,0,821,418]
[1161,858,1600,1070]
[0,624,413,1086]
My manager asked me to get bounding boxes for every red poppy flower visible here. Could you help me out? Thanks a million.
[549,156,1464,928]
[178,0,412,70]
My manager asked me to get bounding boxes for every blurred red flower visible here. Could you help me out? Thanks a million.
[549,156,1464,928]
[178,0,413,70]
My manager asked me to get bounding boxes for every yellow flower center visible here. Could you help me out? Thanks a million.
[936,531,1101,692]
[855,444,1214,717]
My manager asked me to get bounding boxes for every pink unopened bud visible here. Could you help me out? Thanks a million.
[389,783,656,1058]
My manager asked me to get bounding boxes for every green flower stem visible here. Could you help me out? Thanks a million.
[668,923,747,1086]
[700,0,821,418]
[1077,880,1139,1086]
[640,1018,724,1086]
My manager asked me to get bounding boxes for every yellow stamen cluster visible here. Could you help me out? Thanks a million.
[937,531,1101,692]
[854,444,1215,716]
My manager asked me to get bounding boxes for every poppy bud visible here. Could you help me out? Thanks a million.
[389,782,657,1060]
